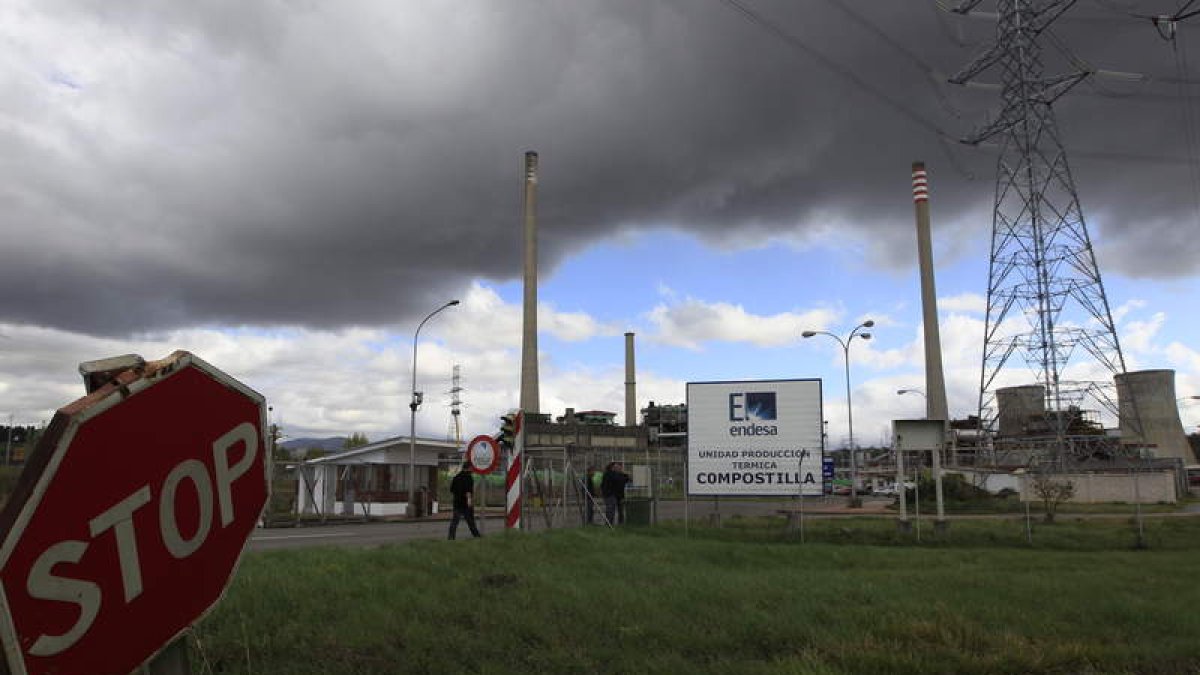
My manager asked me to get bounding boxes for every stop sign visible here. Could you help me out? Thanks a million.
[0,351,269,675]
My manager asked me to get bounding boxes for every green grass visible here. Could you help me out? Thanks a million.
[191,517,1200,674]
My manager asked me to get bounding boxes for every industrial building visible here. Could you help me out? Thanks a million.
[643,401,687,452]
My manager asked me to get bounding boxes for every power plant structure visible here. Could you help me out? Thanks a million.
[949,0,1139,464]
[1116,370,1197,464]
[520,151,541,416]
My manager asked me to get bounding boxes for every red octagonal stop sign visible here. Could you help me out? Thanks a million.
[0,351,269,675]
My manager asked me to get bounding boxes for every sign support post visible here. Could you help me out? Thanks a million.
[505,411,524,529]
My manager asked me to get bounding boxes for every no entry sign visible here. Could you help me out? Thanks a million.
[465,435,500,474]
[0,351,269,675]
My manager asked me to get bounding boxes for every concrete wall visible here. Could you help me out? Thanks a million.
[947,469,1021,494]
[1018,471,1177,504]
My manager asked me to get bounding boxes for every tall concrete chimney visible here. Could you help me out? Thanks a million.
[520,151,540,414]
[625,332,636,427]
[912,162,949,422]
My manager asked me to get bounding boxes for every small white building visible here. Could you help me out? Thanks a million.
[295,436,460,518]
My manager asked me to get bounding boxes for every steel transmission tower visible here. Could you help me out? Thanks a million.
[949,0,1131,458]
[448,364,464,444]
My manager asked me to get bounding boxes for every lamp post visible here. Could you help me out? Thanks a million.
[407,299,460,517]
[802,320,873,506]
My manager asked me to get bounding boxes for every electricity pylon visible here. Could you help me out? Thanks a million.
[949,0,1132,460]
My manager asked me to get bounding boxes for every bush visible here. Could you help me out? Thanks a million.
[903,471,992,506]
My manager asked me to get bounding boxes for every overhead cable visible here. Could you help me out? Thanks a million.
[823,0,963,119]
[715,0,976,178]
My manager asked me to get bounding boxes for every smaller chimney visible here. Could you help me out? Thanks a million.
[625,332,636,427]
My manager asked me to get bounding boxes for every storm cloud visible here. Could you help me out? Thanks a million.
[2,0,1197,336]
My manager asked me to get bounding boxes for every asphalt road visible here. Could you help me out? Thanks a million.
[247,497,880,552]
[249,495,1200,552]
[249,516,504,552]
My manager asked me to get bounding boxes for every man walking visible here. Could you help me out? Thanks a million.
[448,462,482,540]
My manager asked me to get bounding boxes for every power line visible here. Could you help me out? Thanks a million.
[929,0,972,47]
[714,0,976,177]
[715,0,1196,169]
[1097,0,1200,220]
[1092,0,1200,33]
[716,0,953,139]
[822,0,964,119]
[1170,25,1200,224]
[945,0,1137,25]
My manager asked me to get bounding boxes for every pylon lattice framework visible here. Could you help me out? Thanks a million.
[448,364,463,445]
[950,0,1132,455]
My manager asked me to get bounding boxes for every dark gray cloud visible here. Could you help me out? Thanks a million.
[1,0,1196,335]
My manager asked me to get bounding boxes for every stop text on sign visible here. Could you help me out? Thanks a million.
[25,422,258,656]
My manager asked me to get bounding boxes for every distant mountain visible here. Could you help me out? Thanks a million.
[279,437,348,458]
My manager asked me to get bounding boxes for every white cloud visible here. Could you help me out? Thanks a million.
[1121,311,1166,355]
[939,293,986,314]
[437,282,616,352]
[543,307,620,343]
[1165,341,1200,373]
[647,298,839,350]
[1111,299,1147,325]
[0,279,638,443]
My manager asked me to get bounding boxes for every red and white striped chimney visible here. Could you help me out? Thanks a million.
[912,161,948,423]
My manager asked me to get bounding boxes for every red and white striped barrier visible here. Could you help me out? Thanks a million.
[505,410,524,529]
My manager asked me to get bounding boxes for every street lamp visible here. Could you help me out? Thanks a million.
[407,299,460,517]
[802,319,873,506]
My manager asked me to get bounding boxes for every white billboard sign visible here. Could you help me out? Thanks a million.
[687,379,824,496]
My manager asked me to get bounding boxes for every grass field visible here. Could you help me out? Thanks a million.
[189,515,1200,675]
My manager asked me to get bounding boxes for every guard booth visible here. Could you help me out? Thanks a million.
[295,436,458,520]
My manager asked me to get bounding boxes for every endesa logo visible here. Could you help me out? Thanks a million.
[728,392,778,436]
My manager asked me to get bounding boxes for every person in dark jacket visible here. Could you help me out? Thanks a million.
[448,462,481,539]
[600,461,631,525]
[581,466,598,525]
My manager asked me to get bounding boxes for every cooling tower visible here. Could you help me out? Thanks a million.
[1116,369,1197,463]
[520,151,540,414]
[625,332,636,427]
[996,385,1045,438]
